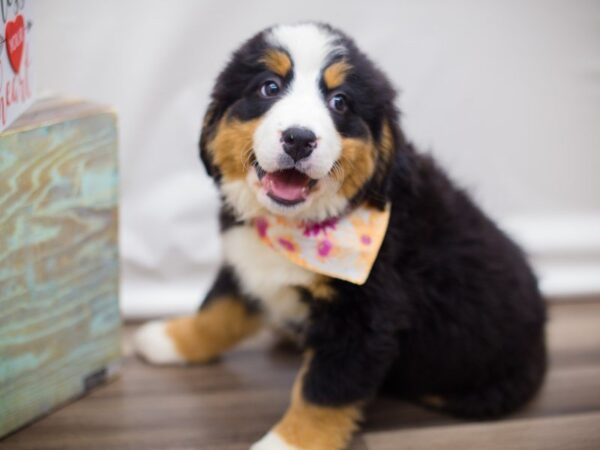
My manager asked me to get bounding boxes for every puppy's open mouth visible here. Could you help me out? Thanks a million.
[256,166,318,206]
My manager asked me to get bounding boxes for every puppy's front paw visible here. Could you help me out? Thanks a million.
[133,320,185,365]
[251,431,299,450]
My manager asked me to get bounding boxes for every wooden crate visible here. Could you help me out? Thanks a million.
[0,98,121,437]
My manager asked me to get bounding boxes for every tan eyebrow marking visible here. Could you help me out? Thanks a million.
[261,49,292,77]
[323,60,352,89]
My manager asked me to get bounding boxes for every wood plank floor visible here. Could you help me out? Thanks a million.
[3,300,600,450]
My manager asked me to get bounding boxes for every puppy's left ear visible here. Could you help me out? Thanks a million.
[364,116,399,208]
[198,102,221,179]
[365,114,417,209]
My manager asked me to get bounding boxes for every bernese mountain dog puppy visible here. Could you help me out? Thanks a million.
[135,22,547,450]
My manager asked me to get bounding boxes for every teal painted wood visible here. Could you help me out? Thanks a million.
[0,98,121,437]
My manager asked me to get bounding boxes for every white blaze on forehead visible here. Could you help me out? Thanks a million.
[253,24,345,180]
[266,23,345,73]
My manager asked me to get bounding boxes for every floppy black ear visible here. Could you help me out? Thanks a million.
[198,31,269,180]
[198,101,221,179]
[363,114,399,209]
[364,112,417,210]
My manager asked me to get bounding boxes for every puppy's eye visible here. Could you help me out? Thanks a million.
[328,93,348,113]
[260,80,281,98]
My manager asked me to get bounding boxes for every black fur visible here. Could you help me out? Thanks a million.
[302,153,546,418]
[199,23,547,420]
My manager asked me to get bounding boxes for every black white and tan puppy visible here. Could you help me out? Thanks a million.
[135,22,547,450]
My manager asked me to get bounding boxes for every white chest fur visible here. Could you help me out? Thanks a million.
[221,225,314,331]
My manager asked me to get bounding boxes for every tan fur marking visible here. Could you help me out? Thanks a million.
[306,276,336,301]
[274,354,361,450]
[207,118,260,180]
[377,121,395,182]
[323,61,352,89]
[335,137,376,199]
[380,121,394,160]
[421,394,447,408]
[165,298,262,363]
[262,49,292,77]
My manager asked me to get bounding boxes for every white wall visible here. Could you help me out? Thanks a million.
[35,0,600,317]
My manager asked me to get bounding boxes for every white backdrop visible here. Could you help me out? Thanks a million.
[36,0,600,317]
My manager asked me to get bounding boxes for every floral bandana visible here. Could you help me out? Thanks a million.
[253,204,391,285]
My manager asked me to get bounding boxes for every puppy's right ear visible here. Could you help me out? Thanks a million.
[198,102,220,179]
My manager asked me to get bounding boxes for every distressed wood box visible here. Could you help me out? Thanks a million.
[0,98,121,437]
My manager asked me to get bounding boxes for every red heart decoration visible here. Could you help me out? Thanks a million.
[5,14,25,74]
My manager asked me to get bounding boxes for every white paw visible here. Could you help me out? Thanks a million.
[251,431,299,450]
[133,320,186,365]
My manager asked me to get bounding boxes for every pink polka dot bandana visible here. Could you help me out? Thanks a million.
[253,204,391,285]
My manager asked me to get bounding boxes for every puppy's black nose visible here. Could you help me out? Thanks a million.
[281,127,317,162]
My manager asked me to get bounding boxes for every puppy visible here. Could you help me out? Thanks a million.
[135,22,547,450]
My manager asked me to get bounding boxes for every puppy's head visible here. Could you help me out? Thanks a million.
[200,23,403,221]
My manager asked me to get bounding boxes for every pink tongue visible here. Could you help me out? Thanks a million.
[262,170,310,201]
